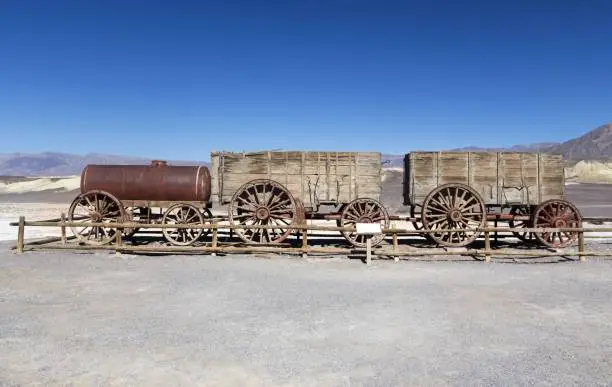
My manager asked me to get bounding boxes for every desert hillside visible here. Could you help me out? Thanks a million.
[565,160,612,183]
[549,123,612,160]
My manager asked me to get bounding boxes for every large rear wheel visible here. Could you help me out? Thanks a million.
[421,183,486,247]
[228,179,297,244]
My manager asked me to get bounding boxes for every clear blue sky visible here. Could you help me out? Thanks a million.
[1,0,610,160]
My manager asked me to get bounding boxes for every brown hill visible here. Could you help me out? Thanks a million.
[548,123,612,160]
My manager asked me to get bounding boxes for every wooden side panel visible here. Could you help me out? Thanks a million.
[498,153,541,205]
[406,152,437,205]
[538,153,565,201]
[406,151,565,206]
[210,153,220,204]
[438,152,469,186]
[213,151,382,208]
[469,152,498,204]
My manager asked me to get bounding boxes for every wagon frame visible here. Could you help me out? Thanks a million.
[403,151,582,248]
[211,150,390,247]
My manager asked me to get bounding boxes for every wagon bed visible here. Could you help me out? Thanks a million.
[211,151,382,211]
[404,151,579,249]
[404,152,565,207]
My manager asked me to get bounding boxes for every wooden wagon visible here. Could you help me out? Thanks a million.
[211,151,389,246]
[404,152,582,248]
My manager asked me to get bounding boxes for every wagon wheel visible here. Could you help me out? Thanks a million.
[67,190,126,245]
[532,199,582,248]
[410,204,431,240]
[421,183,486,247]
[228,179,297,244]
[162,203,209,246]
[123,207,151,237]
[339,198,389,247]
[509,205,536,243]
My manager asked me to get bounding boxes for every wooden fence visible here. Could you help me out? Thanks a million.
[10,216,612,265]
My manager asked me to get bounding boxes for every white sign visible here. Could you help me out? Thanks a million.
[356,223,382,235]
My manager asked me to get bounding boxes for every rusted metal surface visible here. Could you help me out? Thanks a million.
[404,152,565,206]
[211,151,382,210]
[81,160,211,203]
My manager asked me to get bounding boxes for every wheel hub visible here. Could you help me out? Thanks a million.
[255,206,270,221]
[90,212,102,222]
[554,219,567,228]
[448,209,463,222]
[357,215,373,223]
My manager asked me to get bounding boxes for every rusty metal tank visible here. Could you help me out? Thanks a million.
[80,160,211,202]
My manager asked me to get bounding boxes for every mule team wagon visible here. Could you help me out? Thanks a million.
[67,150,581,249]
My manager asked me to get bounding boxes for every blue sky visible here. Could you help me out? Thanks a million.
[0,0,610,160]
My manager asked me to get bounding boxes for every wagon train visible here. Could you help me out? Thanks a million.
[66,150,582,249]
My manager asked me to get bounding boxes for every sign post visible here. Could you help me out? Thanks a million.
[356,223,382,266]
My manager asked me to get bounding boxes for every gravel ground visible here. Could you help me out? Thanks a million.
[1,243,611,386]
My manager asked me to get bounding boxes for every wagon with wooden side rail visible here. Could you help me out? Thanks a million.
[403,151,582,248]
[211,150,389,247]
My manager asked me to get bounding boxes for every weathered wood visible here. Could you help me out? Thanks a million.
[211,220,218,257]
[366,238,372,265]
[404,152,565,206]
[302,229,308,259]
[115,228,122,255]
[484,231,491,263]
[14,219,611,235]
[211,151,383,209]
[392,231,399,262]
[60,213,66,245]
[20,242,610,260]
[579,230,586,261]
[16,216,25,253]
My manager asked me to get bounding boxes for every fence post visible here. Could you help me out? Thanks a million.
[301,227,308,259]
[494,219,498,243]
[393,231,399,262]
[115,228,122,255]
[366,237,372,266]
[60,212,67,245]
[211,220,218,257]
[484,229,491,263]
[578,228,586,262]
[16,216,25,253]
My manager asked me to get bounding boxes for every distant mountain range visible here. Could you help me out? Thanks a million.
[1,123,610,176]
[0,152,209,176]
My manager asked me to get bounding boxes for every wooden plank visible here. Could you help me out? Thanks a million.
[406,151,565,206]
[214,150,383,206]
[470,152,497,204]
[17,216,25,253]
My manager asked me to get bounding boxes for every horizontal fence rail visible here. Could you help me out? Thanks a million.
[9,215,612,264]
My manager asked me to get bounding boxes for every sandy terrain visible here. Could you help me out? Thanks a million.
[1,247,611,386]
